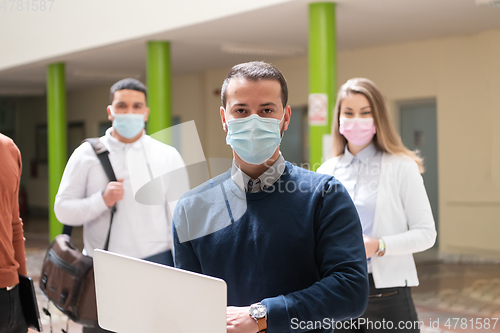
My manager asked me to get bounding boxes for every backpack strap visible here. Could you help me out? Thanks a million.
[84,138,117,182]
[62,138,117,251]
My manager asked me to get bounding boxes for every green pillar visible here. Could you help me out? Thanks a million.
[309,2,336,170]
[47,63,66,240]
[147,41,171,137]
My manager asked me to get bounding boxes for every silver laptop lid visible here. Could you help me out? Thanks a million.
[93,249,227,333]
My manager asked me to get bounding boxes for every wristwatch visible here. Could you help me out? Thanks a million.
[249,303,267,333]
[376,238,386,257]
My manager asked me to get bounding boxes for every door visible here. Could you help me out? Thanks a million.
[400,102,439,245]
[281,106,308,167]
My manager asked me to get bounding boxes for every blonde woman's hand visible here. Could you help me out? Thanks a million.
[363,235,379,258]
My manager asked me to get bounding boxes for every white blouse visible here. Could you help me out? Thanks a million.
[332,142,382,273]
[334,142,381,238]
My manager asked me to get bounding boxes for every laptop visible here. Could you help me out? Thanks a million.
[18,275,42,332]
[93,249,227,333]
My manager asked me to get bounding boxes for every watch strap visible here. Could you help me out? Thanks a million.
[250,303,267,333]
[377,238,386,257]
[256,316,267,333]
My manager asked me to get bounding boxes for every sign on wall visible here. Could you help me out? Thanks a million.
[308,93,328,126]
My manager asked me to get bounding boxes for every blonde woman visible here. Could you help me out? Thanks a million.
[317,78,436,332]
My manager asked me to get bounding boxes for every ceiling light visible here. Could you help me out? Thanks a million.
[71,70,142,81]
[475,0,500,6]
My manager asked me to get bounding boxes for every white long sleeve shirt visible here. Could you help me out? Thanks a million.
[318,152,436,288]
[55,128,189,258]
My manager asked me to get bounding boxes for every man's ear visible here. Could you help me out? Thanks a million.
[143,107,150,122]
[220,106,228,132]
[107,105,114,122]
[282,105,292,132]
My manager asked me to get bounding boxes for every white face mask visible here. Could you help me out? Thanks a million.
[111,108,145,139]
[225,113,284,165]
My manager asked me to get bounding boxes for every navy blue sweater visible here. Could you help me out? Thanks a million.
[173,162,368,333]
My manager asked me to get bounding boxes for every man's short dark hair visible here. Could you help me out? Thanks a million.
[221,61,288,108]
[109,78,147,104]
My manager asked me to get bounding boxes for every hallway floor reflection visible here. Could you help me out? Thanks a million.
[23,221,500,333]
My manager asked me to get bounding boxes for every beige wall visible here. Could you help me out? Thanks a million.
[172,73,206,151]
[203,68,232,160]
[436,31,500,258]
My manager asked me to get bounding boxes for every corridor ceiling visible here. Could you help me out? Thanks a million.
[1,0,500,94]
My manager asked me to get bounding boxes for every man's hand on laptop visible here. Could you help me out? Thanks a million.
[102,179,124,207]
[227,306,259,333]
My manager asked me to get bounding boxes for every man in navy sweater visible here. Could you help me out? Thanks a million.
[173,62,368,333]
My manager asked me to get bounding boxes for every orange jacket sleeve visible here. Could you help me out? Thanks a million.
[12,144,27,276]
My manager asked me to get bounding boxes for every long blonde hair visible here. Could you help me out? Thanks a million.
[332,78,424,173]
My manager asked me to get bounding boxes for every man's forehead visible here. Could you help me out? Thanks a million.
[226,78,281,97]
[113,89,146,103]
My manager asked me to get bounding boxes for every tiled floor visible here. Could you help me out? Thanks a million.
[414,262,500,332]
[22,219,500,333]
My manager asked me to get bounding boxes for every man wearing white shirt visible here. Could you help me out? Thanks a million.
[54,78,188,332]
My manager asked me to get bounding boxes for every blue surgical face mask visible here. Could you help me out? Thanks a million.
[111,108,146,139]
[225,113,284,165]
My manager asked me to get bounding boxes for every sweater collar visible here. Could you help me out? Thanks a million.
[230,153,285,192]
[226,161,293,201]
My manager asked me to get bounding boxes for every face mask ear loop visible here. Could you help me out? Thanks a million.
[278,109,286,125]
[278,108,287,141]
[223,109,229,132]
